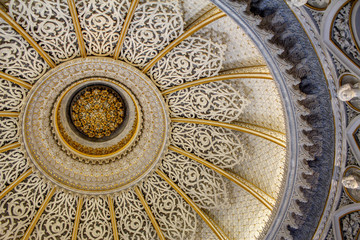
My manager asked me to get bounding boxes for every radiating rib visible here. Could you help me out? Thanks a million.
[0,71,32,89]
[134,186,166,240]
[0,8,56,68]
[156,169,230,240]
[171,118,286,148]
[113,0,139,59]
[72,197,83,240]
[108,196,119,240]
[232,121,286,136]
[67,0,86,58]
[169,145,275,210]
[0,142,21,153]
[142,8,226,73]
[162,72,273,95]
[0,111,19,117]
[22,187,57,240]
[0,169,32,201]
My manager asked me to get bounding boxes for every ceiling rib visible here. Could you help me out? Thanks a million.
[0,111,19,117]
[113,0,140,60]
[134,186,166,240]
[0,169,32,201]
[22,187,57,240]
[0,71,32,89]
[171,118,286,148]
[169,145,275,210]
[161,72,273,95]
[67,0,86,58]
[71,197,83,240]
[0,8,56,68]
[156,169,230,240]
[141,8,226,73]
[108,196,119,240]
[0,142,21,154]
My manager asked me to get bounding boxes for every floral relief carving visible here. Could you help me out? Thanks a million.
[0,117,18,148]
[0,78,28,112]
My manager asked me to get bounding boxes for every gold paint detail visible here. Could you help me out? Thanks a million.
[219,65,270,75]
[71,197,83,240]
[0,71,32,89]
[141,9,226,73]
[171,118,286,148]
[0,111,19,117]
[169,145,275,210]
[22,187,57,240]
[0,169,32,201]
[156,169,230,240]
[162,72,273,95]
[0,8,56,68]
[67,0,86,58]
[113,0,140,59]
[71,88,125,138]
[108,196,119,240]
[134,186,166,240]
[0,142,21,153]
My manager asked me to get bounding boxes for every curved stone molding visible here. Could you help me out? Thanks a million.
[214,0,336,239]
[332,203,360,240]
[346,115,360,166]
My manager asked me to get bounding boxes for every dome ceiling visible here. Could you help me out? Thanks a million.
[0,0,298,239]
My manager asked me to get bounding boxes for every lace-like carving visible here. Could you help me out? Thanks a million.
[76,0,130,56]
[160,151,228,209]
[120,2,183,68]
[0,174,51,239]
[0,117,18,148]
[166,82,248,122]
[0,148,27,192]
[140,174,197,240]
[171,122,244,168]
[0,78,28,112]
[114,190,157,239]
[149,37,224,90]
[78,197,112,240]
[7,0,80,64]
[0,19,49,84]
[30,192,78,240]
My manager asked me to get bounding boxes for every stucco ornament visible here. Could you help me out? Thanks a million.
[287,0,308,7]
[338,83,360,102]
[342,175,360,190]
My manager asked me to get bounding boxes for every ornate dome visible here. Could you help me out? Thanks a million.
[0,0,351,239]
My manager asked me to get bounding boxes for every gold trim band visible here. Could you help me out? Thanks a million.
[0,9,56,68]
[113,0,139,59]
[162,72,273,95]
[0,71,32,89]
[0,111,19,117]
[142,9,226,73]
[22,187,57,240]
[169,145,275,210]
[134,186,166,240]
[108,196,119,240]
[0,169,32,201]
[156,169,230,240]
[0,142,21,153]
[171,118,286,148]
[67,0,86,58]
[71,197,83,240]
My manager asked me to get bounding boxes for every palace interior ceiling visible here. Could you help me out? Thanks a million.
[0,0,358,239]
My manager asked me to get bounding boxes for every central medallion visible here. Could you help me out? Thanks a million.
[20,58,170,195]
[70,85,125,139]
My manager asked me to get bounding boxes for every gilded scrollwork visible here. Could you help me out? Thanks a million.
[120,1,183,68]
[76,0,130,56]
[171,122,244,168]
[7,0,80,64]
[0,148,27,192]
[140,174,197,240]
[0,18,49,84]
[114,190,158,239]
[0,117,18,148]
[0,78,28,112]
[160,150,228,209]
[148,37,224,90]
[165,81,248,122]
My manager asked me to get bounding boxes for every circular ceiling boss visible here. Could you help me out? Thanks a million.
[19,57,170,195]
